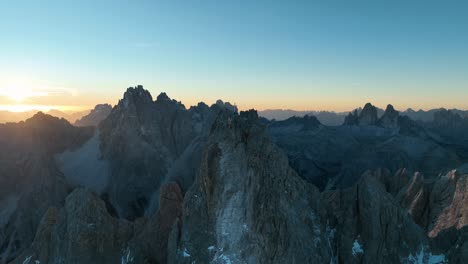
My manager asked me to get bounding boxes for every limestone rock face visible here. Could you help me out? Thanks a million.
[321,173,431,264]
[391,168,468,239]
[343,109,359,126]
[269,112,459,191]
[11,189,135,264]
[358,103,379,126]
[353,167,468,262]
[98,86,204,219]
[169,110,331,264]
[2,90,468,264]
[12,183,184,264]
[425,109,468,159]
[379,104,400,129]
[130,182,184,264]
[342,103,383,127]
[74,104,112,127]
[428,170,468,238]
[0,113,93,263]
[268,114,321,133]
[341,103,427,136]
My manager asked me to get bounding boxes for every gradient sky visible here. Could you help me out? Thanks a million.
[1,0,468,112]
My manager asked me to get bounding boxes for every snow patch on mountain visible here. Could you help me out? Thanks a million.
[404,246,446,264]
[351,239,364,256]
[121,247,134,264]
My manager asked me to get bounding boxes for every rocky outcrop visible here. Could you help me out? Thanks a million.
[130,182,184,264]
[391,168,468,239]
[169,110,331,264]
[342,103,381,126]
[321,173,434,264]
[0,113,93,263]
[74,104,112,127]
[12,189,135,264]
[268,114,321,133]
[342,103,426,133]
[12,182,185,264]
[98,86,237,219]
[378,104,400,128]
[428,171,467,238]
[432,109,464,128]
[98,86,197,219]
[270,114,459,191]
[2,89,467,263]
[358,103,379,126]
[343,109,359,126]
[424,109,468,160]
[350,167,468,262]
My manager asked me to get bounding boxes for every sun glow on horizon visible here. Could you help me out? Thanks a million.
[2,88,48,102]
[0,104,91,113]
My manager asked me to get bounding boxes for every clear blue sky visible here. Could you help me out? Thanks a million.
[0,0,467,111]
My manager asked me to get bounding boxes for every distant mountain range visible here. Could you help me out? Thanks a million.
[0,109,91,124]
[1,86,467,263]
[259,107,468,125]
[2,104,467,128]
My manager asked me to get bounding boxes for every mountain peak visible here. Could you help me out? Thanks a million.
[379,104,400,128]
[358,102,378,126]
[119,85,153,109]
[93,103,112,112]
[240,109,258,122]
[25,111,68,127]
[343,109,359,125]
[214,99,238,113]
[385,104,396,113]
[75,104,113,127]
[156,92,171,102]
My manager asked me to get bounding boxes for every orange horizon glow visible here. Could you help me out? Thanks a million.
[1,98,468,114]
[0,78,467,114]
[0,104,94,113]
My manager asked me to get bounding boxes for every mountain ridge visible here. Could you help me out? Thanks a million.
[1,86,467,263]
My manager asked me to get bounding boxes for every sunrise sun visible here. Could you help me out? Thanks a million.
[0,80,48,103]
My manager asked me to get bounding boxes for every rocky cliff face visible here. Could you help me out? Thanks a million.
[424,109,468,160]
[98,86,194,219]
[352,167,468,263]
[97,86,232,220]
[169,110,331,264]
[391,167,468,239]
[0,113,93,263]
[321,173,433,263]
[11,182,184,264]
[378,104,400,129]
[74,104,112,127]
[358,103,379,126]
[268,114,321,133]
[343,103,379,126]
[2,89,467,264]
[269,113,459,191]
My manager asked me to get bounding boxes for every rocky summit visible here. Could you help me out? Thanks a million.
[1,86,467,264]
[74,104,112,127]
